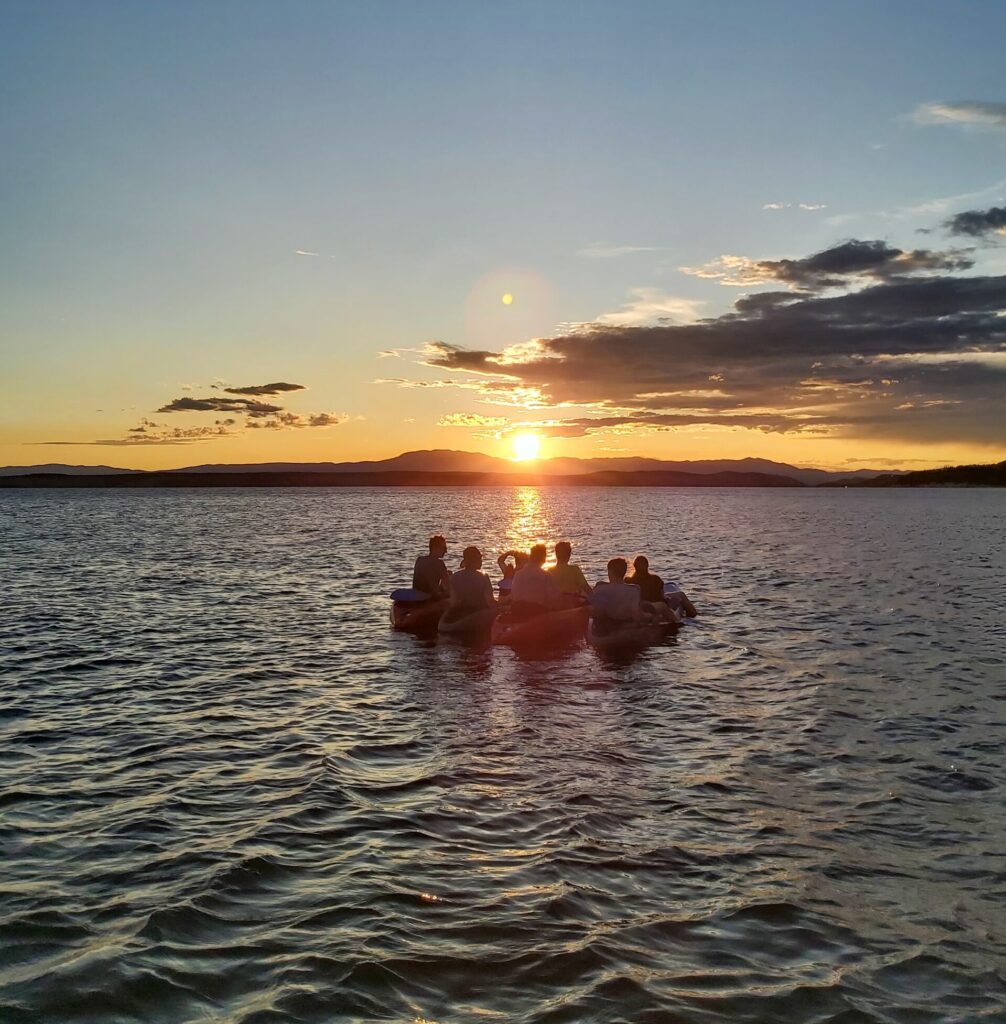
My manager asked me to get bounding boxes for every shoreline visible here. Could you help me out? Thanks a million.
[2,469,1003,489]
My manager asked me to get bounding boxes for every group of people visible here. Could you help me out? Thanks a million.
[412,535,697,626]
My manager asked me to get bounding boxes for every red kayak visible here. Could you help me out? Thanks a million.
[491,606,589,649]
[390,595,448,631]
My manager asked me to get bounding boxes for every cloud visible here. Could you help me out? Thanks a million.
[306,412,342,427]
[682,239,973,290]
[945,206,1006,239]
[912,101,1006,129]
[222,382,307,396]
[34,425,236,446]
[577,242,662,258]
[438,413,508,427]
[590,288,705,327]
[45,374,345,448]
[157,396,284,417]
[245,411,345,429]
[762,202,828,211]
[393,260,1006,447]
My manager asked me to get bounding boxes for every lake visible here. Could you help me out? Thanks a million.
[2,487,1004,1023]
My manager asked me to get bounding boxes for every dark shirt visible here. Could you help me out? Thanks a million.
[629,570,664,603]
[449,568,495,612]
[412,554,449,598]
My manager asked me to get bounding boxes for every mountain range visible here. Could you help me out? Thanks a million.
[0,451,903,485]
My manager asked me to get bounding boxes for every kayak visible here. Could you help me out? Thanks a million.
[663,581,696,618]
[491,605,589,648]
[438,606,498,637]
[389,588,448,631]
[587,617,666,652]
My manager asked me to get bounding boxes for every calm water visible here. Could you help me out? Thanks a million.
[2,487,1005,1024]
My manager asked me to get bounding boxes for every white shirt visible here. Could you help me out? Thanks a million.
[510,562,559,607]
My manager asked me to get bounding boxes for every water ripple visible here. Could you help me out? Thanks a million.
[1,487,1004,1023]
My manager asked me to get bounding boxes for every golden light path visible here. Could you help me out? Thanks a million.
[511,432,542,461]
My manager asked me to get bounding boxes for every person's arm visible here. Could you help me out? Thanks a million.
[629,587,653,623]
[497,553,511,573]
[574,566,590,595]
[436,561,451,599]
[483,574,497,607]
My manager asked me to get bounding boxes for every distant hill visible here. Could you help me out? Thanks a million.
[0,468,804,489]
[0,463,137,476]
[0,450,914,484]
[145,450,900,484]
[840,461,1006,487]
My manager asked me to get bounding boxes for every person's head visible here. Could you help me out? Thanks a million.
[555,541,572,564]
[429,534,447,557]
[633,554,649,575]
[515,551,529,568]
[530,543,547,566]
[462,545,482,570]
[607,557,628,583]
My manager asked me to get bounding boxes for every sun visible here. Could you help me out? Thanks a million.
[501,292,514,305]
[511,432,542,461]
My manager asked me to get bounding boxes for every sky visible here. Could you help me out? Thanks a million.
[1,0,1004,470]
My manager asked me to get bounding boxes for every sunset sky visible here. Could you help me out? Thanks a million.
[2,1,1004,470]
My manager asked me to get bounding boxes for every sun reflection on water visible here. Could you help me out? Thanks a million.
[506,486,550,553]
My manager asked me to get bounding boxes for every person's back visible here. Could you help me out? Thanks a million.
[631,553,698,617]
[510,544,559,615]
[448,565,495,610]
[413,534,450,599]
[628,556,664,603]
[547,540,590,597]
[590,558,646,623]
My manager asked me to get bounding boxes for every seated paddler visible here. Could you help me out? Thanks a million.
[547,540,591,606]
[590,557,657,625]
[412,534,450,600]
[447,546,497,614]
[629,554,698,618]
[627,554,674,622]
[509,543,561,620]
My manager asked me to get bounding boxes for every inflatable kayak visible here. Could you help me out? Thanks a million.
[438,606,498,637]
[663,581,696,618]
[491,605,589,648]
[587,617,666,652]
[389,588,448,631]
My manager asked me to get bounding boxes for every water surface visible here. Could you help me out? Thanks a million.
[2,487,1004,1023]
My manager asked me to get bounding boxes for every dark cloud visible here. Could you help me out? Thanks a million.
[222,382,307,396]
[422,343,514,375]
[685,240,974,290]
[245,411,345,429]
[766,240,972,288]
[945,206,1006,239]
[33,425,236,446]
[37,375,339,448]
[413,270,1006,447]
[157,397,284,417]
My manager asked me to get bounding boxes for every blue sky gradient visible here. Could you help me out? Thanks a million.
[2,1,1004,467]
